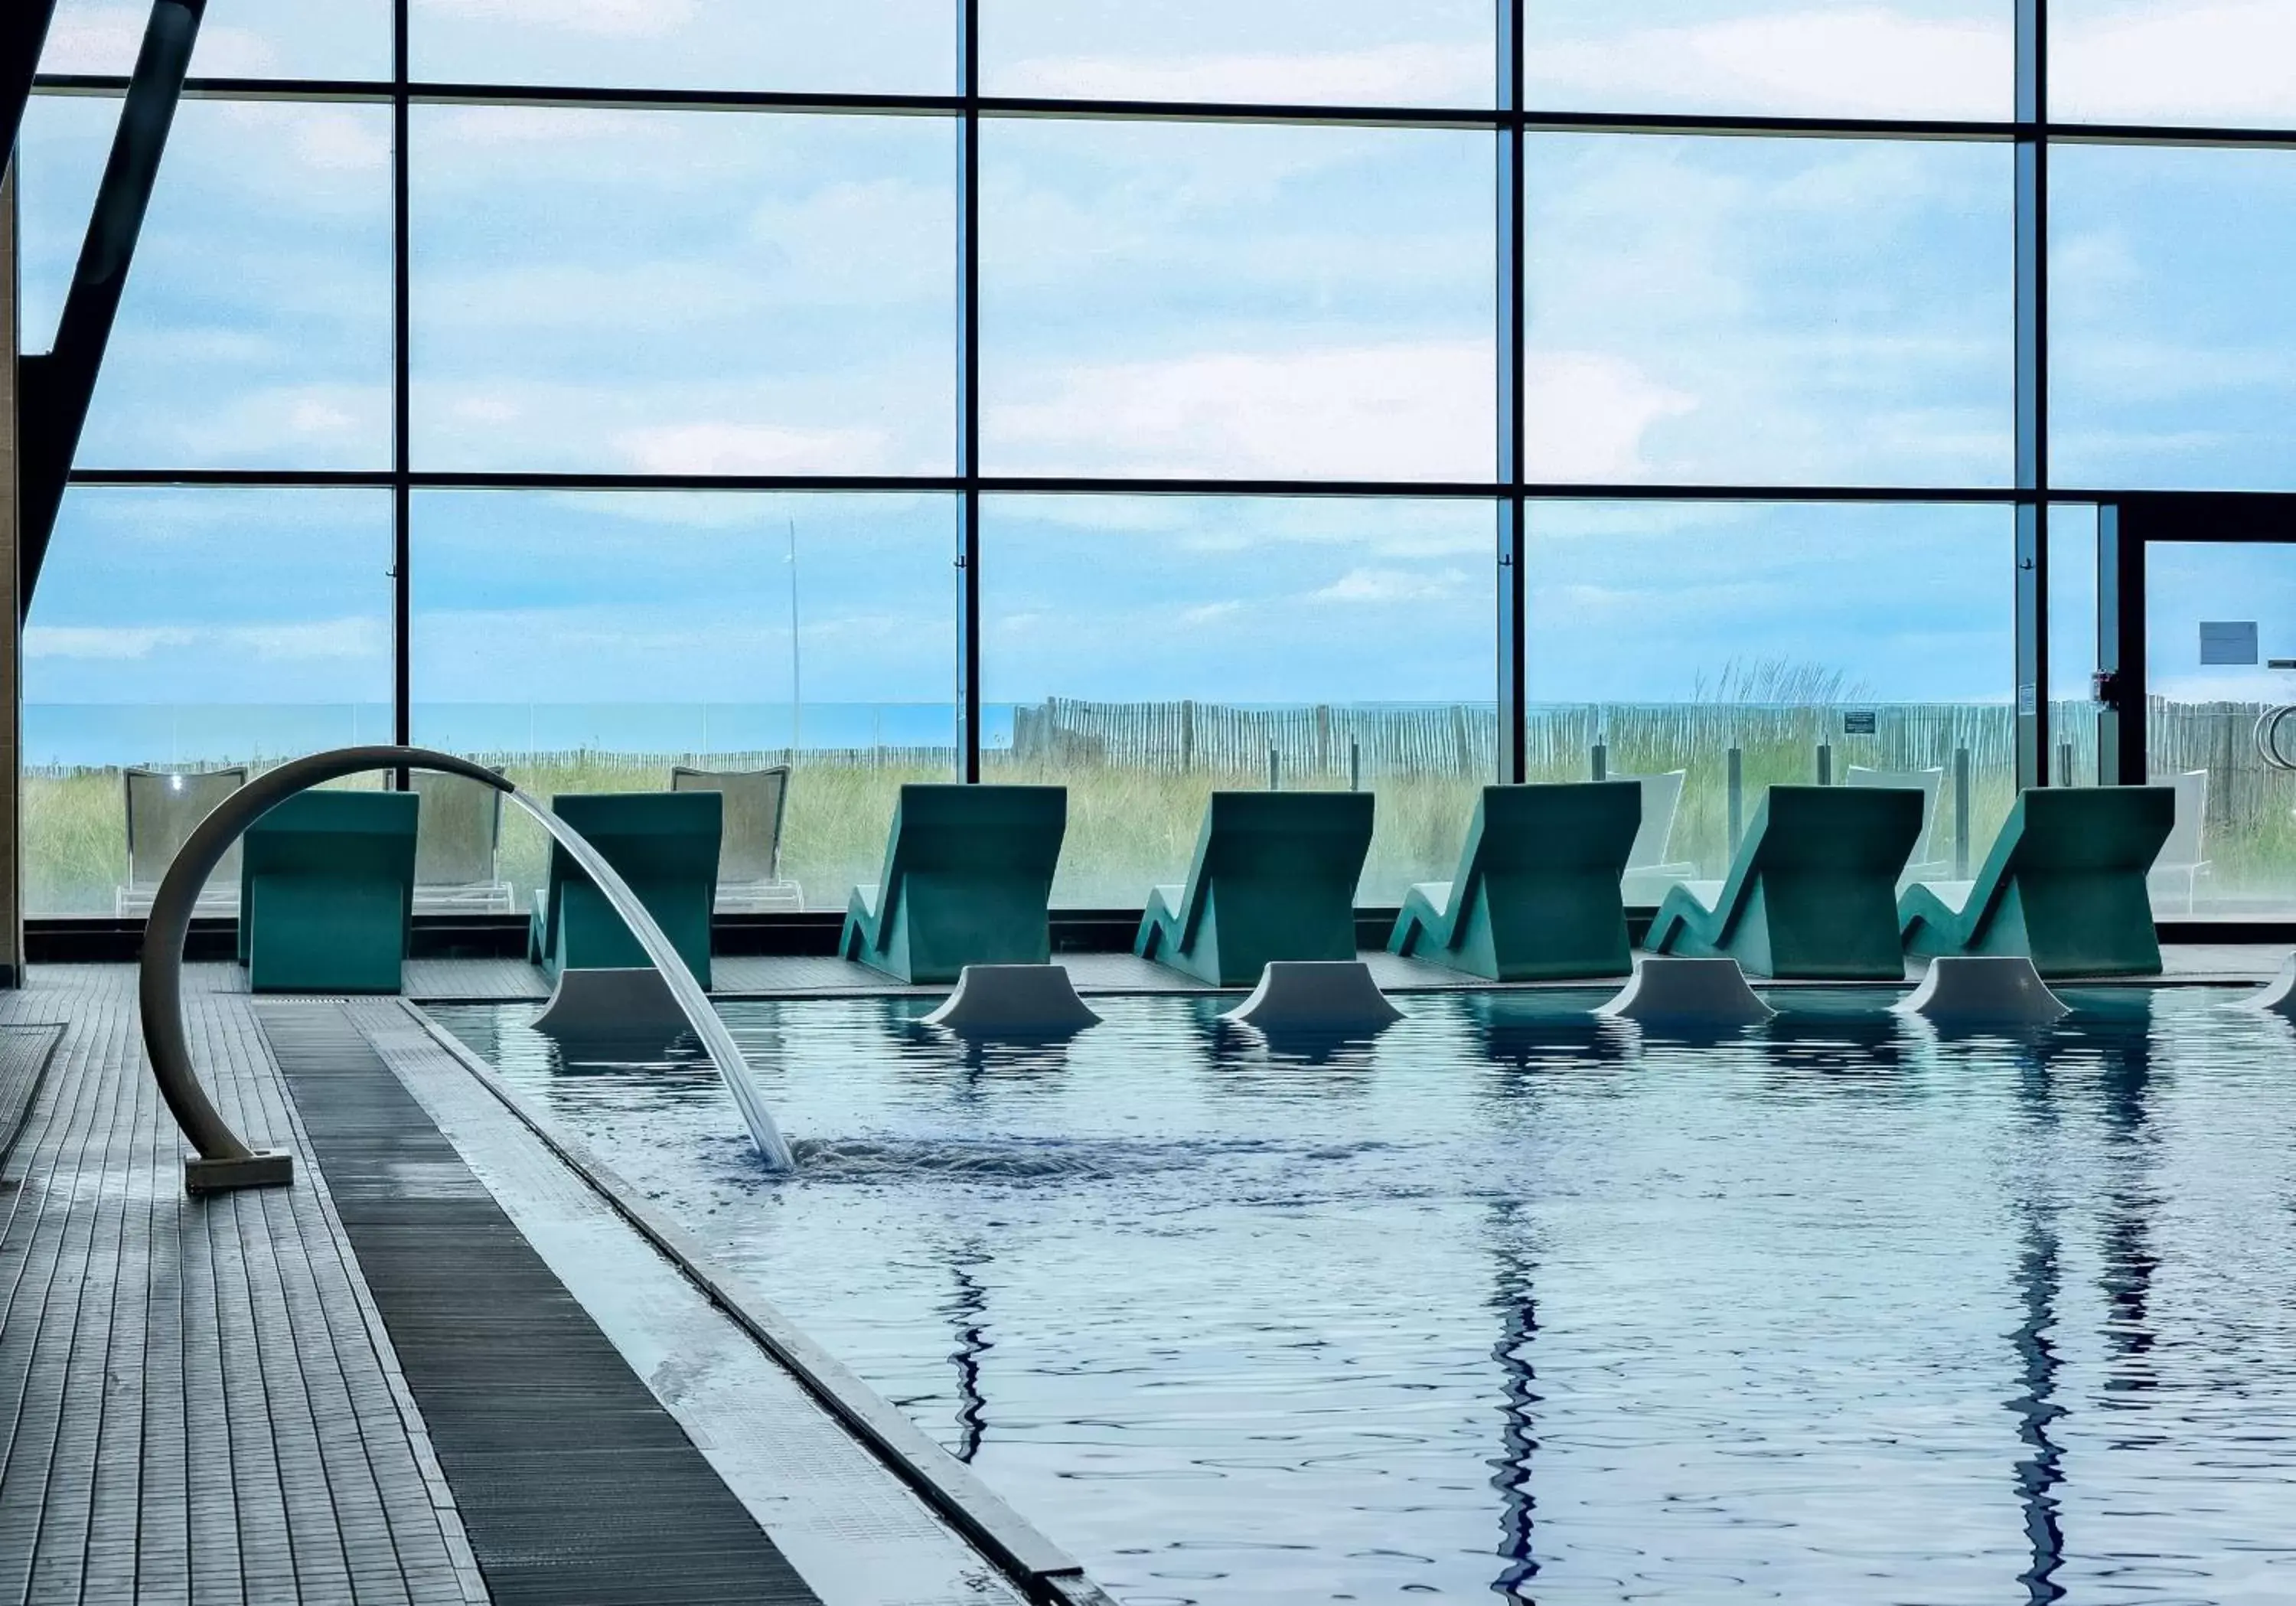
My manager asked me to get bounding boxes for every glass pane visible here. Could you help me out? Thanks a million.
[1525,1,2012,120]
[982,120,1495,481]
[42,0,391,80]
[410,492,957,912]
[1526,134,2014,488]
[1527,501,2014,900]
[979,495,1496,906]
[23,489,394,915]
[409,0,952,95]
[2053,1,2296,127]
[2049,502,2102,784]
[2052,145,2296,493]
[20,96,393,468]
[411,107,955,475]
[2144,541,2296,918]
[980,0,1492,107]
[14,96,108,341]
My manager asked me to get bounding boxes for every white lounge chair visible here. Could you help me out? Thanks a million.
[2147,769,2211,913]
[672,764,803,911]
[116,765,247,916]
[1614,769,1699,906]
[411,767,515,914]
[1846,765,1950,886]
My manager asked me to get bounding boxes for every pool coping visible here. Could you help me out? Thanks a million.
[397,997,1118,1606]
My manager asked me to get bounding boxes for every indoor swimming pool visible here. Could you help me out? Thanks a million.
[430,988,2296,1606]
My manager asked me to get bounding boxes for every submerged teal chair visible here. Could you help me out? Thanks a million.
[239,789,420,994]
[1136,791,1375,987]
[1644,785,1923,980]
[528,791,721,987]
[1899,785,2174,978]
[1388,782,1641,981]
[840,784,1068,984]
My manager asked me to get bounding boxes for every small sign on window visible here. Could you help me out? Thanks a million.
[1843,710,1877,735]
[2201,621,2259,665]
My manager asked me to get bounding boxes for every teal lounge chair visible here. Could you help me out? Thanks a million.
[1135,791,1374,987]
[1898,785,2174,977]
[528,791,722,987]
[840,784,1067,984]
[1644,785,1924,979]
[238,789,420,994]
[1388,782,1641,981]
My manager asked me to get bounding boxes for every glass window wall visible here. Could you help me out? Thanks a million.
[412,108,955,476]
[1528,501,2017,896]
[1524,1,2014,120]
[43,0,392,80]
[19,5,2291,924]
[410,0,953,96]
[980,119,1494,482]
[2051,145,2296,494]
[22,489,394,914]
[21,96,393,469]
[411,491,957,912]
[980,0,1494,108]
[1525,135,2014,488]
[980,495,1493,906]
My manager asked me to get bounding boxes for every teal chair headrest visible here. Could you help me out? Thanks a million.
[889,784,1067,873]
[249,789,419,837]
[1475,782,1641,873]
[550,792,722,876]
[2004,785,2176,871]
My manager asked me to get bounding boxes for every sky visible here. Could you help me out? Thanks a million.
[16,0,2296,743]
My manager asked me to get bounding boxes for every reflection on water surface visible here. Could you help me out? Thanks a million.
[434,987,2296,1606]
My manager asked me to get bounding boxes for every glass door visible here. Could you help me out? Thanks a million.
[2112,497,2296,918]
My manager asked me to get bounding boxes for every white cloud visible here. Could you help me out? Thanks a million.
[289,110,392,174]
[415,374,951,475]
[2054,2,2296,123]
[415,0,693,41]
[41,9,281,75]
[615,422,891,474]
[26,618,382,662]
[25,625,193,661]
[1523,354,1698,481]
[122,384,391,466]
[988,341,1495,479]
[233,619,388,661]
[1523,0,2296,125]
[420,106,664,150]
[446,394,523,426]
[1531,7,2010,119]
[997,43,1489,106]
[1309,566,1470,605]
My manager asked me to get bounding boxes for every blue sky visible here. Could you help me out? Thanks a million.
[18,0,2296,727]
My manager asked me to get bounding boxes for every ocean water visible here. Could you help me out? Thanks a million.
[431,989,2296,1605]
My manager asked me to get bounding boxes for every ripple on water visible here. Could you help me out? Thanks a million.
[426,988,2296,1606]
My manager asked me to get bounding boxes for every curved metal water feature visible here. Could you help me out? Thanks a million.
[140,745,794,1190]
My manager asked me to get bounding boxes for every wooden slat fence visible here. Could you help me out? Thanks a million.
[2147,697,2296,835]
[1006,697,2112,785]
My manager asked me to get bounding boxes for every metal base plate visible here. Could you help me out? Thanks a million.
[185,1151,295,1193]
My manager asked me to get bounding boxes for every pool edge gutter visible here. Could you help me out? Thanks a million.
[396,998,1119,1606]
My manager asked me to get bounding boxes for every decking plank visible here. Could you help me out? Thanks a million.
[0,968,482,1606]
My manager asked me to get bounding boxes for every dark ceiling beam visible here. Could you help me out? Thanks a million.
[18,0,207,615]
[2,0,61,166]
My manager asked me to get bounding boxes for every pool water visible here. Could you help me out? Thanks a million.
[430,989,2296,1605]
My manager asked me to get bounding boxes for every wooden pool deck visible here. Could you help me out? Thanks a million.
[0,965,1107,1606]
